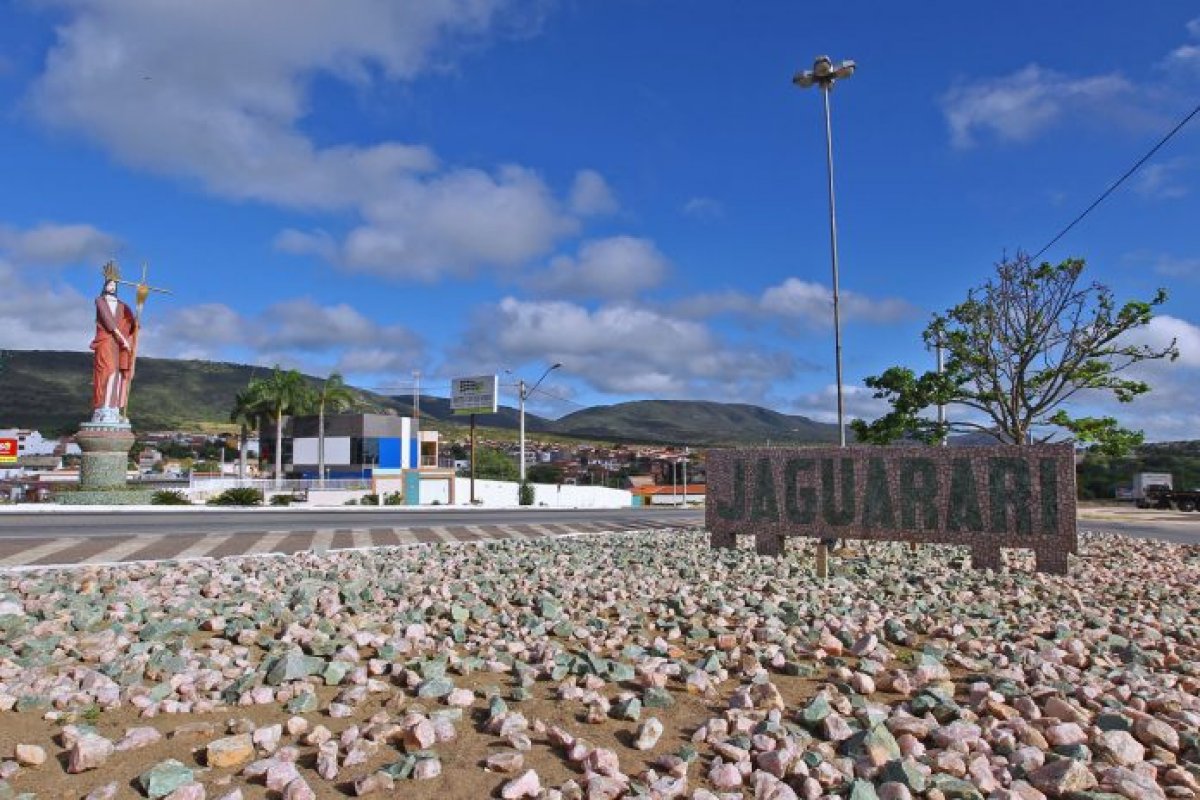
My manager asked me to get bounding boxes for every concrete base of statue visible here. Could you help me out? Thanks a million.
[76,416,135,491]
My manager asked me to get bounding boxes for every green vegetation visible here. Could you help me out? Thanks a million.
[1077,442,1200,499]
[551,400,839,446]
[207,487,263,506]
[518,481,534,506]
[150,489,190,505]
[473,447,519,481]
[853,255,1177,454]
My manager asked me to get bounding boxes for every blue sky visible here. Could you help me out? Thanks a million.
[1,1,1198,439]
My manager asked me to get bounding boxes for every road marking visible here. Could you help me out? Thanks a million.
[351,528,372,549]
[244,531,289,555]
[310,529,335,553]
[0,538,80,567]
[83,537,160,564]
[173,534,235,561]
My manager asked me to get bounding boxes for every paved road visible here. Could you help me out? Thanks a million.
[0,506,1193,570]
[0,507,705,569]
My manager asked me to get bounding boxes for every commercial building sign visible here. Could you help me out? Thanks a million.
[706,444,1077,574]
[0,438,16,464]
[451,375,499,416]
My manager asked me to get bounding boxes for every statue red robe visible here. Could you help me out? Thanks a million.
[90,295,138,411]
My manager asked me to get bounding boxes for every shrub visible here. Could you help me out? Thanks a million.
[360,493,379,506]
[384,491,404,506]
[269,494,292,506]
[207,487,263,506]
[151,489,191,505]
[518,481,534,506]
[343,498,358,506]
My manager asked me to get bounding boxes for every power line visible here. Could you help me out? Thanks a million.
[1031,98,1200,262]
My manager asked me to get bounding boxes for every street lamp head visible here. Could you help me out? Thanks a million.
[550,362,563,371]
[793,55,855,90]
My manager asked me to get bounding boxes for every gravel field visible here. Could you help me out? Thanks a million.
[0,528,1197,800]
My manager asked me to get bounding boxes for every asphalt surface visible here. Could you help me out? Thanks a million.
[0,507,705,569]
[0,506,1194,569]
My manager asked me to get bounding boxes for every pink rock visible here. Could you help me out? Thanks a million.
[584,774,626,800]
[756,748,793,778]
[447,688,475,707]
[1133,717,1180,752]
[1100,766,1166,800]
[709,762,743,790]
[413,758,441,780]
[584,747,622,778]
[14,743,46,766]
[500,769,541,799]
[68,733,115,773]
[1045,722,1087,747]
[265,760,301,792]
[486,751,525,773]
[282,778,315,800]
[1095,729,1145,767]
[164,783,206,800]
[1028,758,1097,796]
[83,783,119,800]
[116,726,163,752]
[403,719,436,750]
[877,783,913,800]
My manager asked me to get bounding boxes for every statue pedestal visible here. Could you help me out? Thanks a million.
[76,421,135,490]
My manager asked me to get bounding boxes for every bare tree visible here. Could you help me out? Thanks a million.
[853,254,1178,454]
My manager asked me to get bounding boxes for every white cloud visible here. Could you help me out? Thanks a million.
[569,170,618,216]
[453,297,793,397]
[1163,43,1200,74]
[0,260,93,350]
[30,1,584,281]
[788,383,895,425]
[1123,251,1200,280]
[0,223,120,266]
[941,65,1133,148]
[527,236,670,300]
[673,278,918,329]
[682,196,723,219]
[1132,158,1192,200]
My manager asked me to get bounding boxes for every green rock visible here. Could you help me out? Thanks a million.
[847,779,879,800]
[418,658,447,680]
[14,695,49,713]
[880,759,927,792]
[285,692,319,713]
[510,687,533,702]
[450,605,469,623]
[322,661,350,686]
[1095,712,1132,732]
[642,688,674,709]
[927,774,984,800]
[266,652,324,686]
[138,759,194,799]
[843,724,900,762]
[612,697,641,721]
[381,755,417,779]
[800,693,831,727]
[607,661,636,682]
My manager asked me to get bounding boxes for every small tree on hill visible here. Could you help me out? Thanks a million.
[851,254,1178,455]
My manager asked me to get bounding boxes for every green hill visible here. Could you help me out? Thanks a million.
[0,350,837,445]
[552,399,840,446]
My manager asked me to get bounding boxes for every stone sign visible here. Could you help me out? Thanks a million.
[706,444,1077,574]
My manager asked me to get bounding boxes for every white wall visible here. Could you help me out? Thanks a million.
[450,478,630,508]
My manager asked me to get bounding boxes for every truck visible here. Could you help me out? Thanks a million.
[1132,472,1200,511]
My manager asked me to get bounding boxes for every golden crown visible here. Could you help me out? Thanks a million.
[102,261,121,282]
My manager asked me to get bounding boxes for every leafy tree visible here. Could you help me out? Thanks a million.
[316,373,357,487]
[852,254,1178,454]
[255,367,314,488]
[230,384,265,480]
[474,447,519,481]
[526,463,564,484]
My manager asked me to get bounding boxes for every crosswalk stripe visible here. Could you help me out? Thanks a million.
[0,538,80,567]
[244,531,289,555]
[310,530,335,553]
[430,526,458,543]
[495,525,536,539]
[82,537,159,564]
[173,534,234,560]
[351,529,372,549]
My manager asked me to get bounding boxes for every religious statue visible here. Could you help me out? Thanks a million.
[88,261,169,424]
[90,273,138,421]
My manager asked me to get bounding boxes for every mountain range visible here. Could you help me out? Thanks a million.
[0,350,839,446]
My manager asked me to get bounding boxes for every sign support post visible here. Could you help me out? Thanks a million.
[470,413,476,504]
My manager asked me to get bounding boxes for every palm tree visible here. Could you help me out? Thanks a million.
[255,366,313,489]
[316,373,357,488]
[229,383,265,481]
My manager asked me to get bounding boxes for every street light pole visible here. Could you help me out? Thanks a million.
[794,55,855,448]
[518,363,562,483]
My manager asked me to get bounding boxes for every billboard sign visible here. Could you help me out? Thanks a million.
[451,375,499,416]
[0,438,16,464]
[706,444,1077,574]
